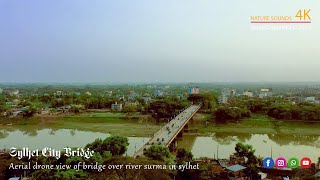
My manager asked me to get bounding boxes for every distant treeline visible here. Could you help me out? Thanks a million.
[214,97,320,122]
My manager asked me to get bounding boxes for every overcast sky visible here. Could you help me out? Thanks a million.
[0,0,319,83]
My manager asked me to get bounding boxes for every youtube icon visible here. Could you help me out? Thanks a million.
[300,157,312,169]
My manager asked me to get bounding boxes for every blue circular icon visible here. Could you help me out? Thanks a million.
[263,157,274,169]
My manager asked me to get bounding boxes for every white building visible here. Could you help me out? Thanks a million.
[0,88,3,94]
[243,91,254,97]
[55,91,63,96]
[258,88,273,98]
[111,102,123,111]
[9,90,19,96]
[305,97,316,102]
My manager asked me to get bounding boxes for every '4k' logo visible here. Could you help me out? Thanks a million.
[296,9,311,20]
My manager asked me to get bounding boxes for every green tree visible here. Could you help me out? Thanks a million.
[69,105,81,113]
[187,92,217,111]
[214,106,251,123]
[176,148,193,165]
[0,95,8,114]
[85,138,104,152]
[86,136,129,156]
[54,169,89,180]
[234,142,260,179]
[147,97,189,122]
[103,136,129,156]
[23,105,38,117]
[123,105,137,113]
[143,145,171,162]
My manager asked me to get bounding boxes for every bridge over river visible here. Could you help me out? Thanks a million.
[132,104,201,158]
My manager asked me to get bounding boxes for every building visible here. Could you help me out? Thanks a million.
[8,90,19,96]
[258,88,273,98]
[218,88,232,104]
[230,89,237,96]
[154,90,163,96]
[111,102,123,111]
[188,87,200,94]
[54,91,64,96]
[305,96,316,102]
[242,91,254,97]
[142,95,152,103]
[128,92,140,101]
[218,95,228,104]
[105,91,113,96]
[0,88,3,94]
[117,95,125,101]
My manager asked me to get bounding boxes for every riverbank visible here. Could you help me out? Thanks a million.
[0,112,162,137]
[189,113,320,136]
[1,112,320,137]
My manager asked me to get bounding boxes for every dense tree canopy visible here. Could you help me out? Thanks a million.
[85,136,129,156]
[176,148,193,165]
[266,103,320,121]
[213,97,320,122]
[187,92,217,111]
[147,97,189,121]
[143,145,171,162]
[234,142,260,179]
[214,106,251,123]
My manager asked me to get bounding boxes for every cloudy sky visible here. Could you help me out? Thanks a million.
[0,0,319,83]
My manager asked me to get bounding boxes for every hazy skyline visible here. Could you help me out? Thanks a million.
[1,0,319,83]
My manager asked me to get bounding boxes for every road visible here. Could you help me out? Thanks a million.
[132,104,201,157]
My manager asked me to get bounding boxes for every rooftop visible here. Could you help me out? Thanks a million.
[226,164,246,172]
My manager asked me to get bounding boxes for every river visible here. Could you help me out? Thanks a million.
[0,129,149,156]
[0,128,319,162]
[178,133,320,162]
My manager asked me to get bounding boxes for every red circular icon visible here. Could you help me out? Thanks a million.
[300,157,312,168]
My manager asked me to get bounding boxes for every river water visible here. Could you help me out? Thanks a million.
[0,129,319,162]
[178,133,320,163]
[0,129,149,156]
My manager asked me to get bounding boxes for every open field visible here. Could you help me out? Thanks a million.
[189,113,320,136]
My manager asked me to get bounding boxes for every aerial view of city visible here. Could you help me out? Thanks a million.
[1,0,320,180]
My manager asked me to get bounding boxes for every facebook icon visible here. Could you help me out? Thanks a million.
[263,157,274,169]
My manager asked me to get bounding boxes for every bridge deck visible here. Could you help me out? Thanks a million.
[132,104,201,158]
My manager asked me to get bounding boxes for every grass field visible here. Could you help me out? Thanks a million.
[189,113,320,136]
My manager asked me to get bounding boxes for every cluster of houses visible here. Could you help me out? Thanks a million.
[195,155,320,179]
[1,87,197,116]
[111,91,161,112]
[286,96,320,104]
[218,88,274,104]
[110,88,198,112]
[218,88,320,105]
[3,105,86,118]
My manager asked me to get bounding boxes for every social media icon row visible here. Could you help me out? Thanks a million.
[263,157,312,169]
